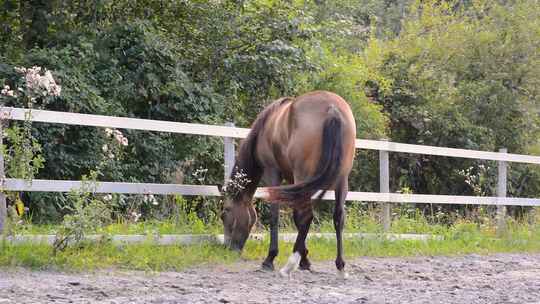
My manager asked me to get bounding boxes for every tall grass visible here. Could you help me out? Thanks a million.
[2,213,539,271]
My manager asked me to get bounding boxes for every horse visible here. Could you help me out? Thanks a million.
[219,90,356,278]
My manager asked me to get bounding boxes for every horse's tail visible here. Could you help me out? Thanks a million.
[266,106,344,203]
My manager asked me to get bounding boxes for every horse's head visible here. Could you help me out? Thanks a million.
[218,183,257,251]
[218,175,257,251]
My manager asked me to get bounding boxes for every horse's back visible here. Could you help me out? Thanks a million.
[292,91,356,136]
[256,91,356,185]
[289,91,356,179]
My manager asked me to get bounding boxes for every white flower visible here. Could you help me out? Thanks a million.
[105,128,113,136]
[17,66,61,98]
[143,194,158,205]
[3,85,9,90]
[44,70,54,83]
[102,144,108,152]
[0,110,10,120]
[39,76,51,92]
[114,134,123,144]
[131,211,141,222]
[6,90,14,97]
[103,194,113,201]
[108,152,115,159]
[121,137,128,146]
[51,84,61,96]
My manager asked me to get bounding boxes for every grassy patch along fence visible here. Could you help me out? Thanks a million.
[1,224,539,272]
[1,217,539,271]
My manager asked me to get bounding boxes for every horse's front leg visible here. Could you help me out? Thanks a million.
[262,203,280,271]
[334,178,348,279]
[262,170,281,271]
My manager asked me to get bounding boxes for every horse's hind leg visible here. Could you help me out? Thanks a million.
[262,170,281,271]
[293,205,314,271]
[279,204,312,277]
[334,177,348,278]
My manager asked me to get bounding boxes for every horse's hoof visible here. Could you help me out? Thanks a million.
[279,268,290,278]
[299,261,312,271]
[279,252,301,278]
[337,269,349,280]
[261,262,275,271]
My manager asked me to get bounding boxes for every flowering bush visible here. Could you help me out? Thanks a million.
[0,85,14,97]
[102,128,129,161]
[2,66,61,108]
[222,168,251,198]
[192,167,208,184]
[0,66,62,182]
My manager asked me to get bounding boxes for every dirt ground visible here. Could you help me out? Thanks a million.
[1,253,539,304]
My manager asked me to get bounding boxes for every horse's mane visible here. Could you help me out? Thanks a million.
[229,97,293,202]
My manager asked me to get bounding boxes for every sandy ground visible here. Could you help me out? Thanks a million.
[1,253,539,304]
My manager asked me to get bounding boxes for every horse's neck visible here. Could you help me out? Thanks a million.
[233,157,262,196]
[231,98,289,199]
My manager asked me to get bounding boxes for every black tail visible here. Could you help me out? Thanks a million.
[266,110,344,203]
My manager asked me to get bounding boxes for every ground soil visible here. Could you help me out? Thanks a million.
[1,253,539,304]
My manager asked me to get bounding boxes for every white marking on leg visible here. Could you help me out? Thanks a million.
[279,252,301,278]
[337,269,349,280]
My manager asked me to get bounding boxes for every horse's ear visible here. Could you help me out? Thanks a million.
[216,183,223,194]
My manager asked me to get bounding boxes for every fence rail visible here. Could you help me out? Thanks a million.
[4,107,540,164]
[5,178,540,207]
[1,106,540,233]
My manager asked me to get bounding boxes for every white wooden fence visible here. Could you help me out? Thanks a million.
[1,106,540,233]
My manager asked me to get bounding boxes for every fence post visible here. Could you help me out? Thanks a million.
[0,120,6,234]
[497,148,508,234]
[379,140,390,232]
[223,122,235,182]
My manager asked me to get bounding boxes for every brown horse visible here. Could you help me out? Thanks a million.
[220,90,356,277]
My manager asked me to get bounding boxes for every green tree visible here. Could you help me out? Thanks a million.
[363,0,540,201]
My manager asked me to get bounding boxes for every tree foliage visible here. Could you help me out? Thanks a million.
[0,0,539,222]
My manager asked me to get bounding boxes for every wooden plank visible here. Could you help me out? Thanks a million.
[356,139,540,164]
[4,179,540,206]
[336,192,540,206]
[1,233,442,246]
[3,107,540,164]
[3,179,221,196]
[497,148,508,233]
[1,107,250,139]
[379,147,391,231]
[223,122,236,181]
[0,121,6,234]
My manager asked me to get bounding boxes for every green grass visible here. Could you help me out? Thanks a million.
[3,206,539,271]
[8,210,455,236]
[10,219,223,236]
[2,221,539,272]
[0,241,241,271]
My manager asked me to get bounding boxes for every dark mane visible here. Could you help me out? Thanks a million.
[229,97,292,202]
